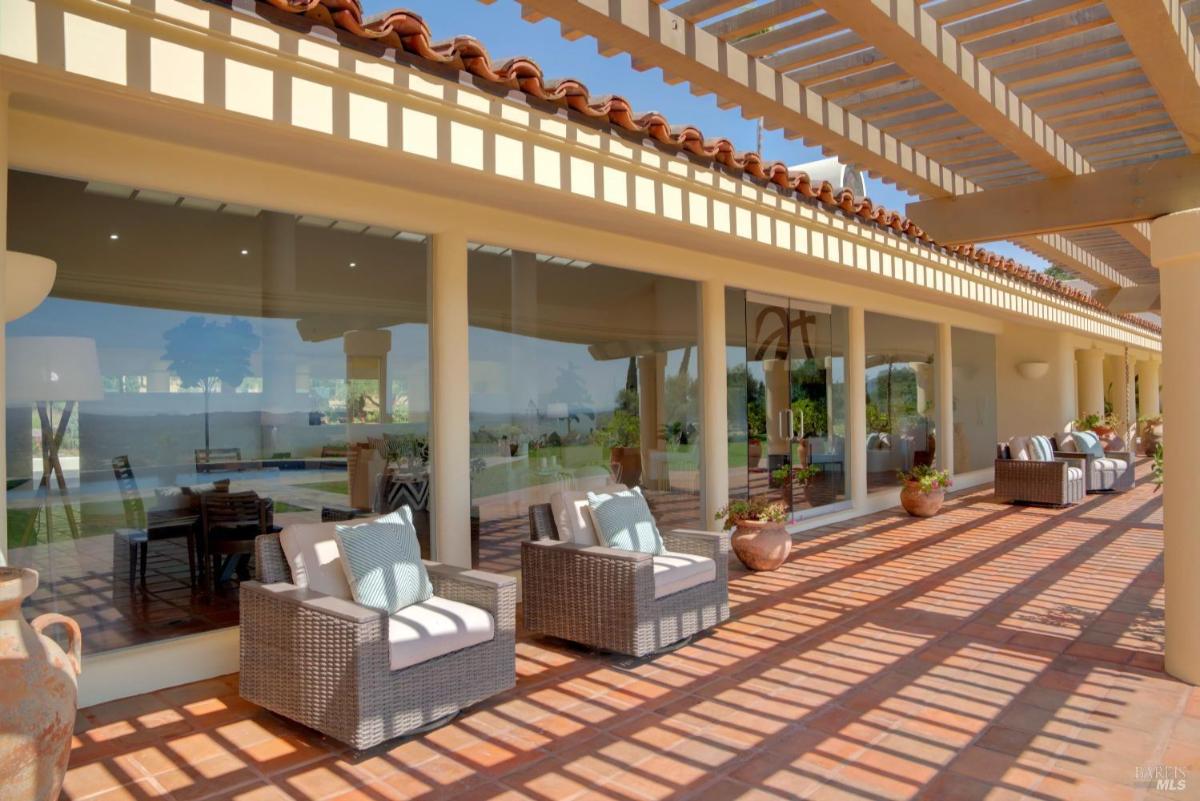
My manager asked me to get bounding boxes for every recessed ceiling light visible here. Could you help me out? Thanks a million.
[349,262,357,268]
[240,249,249,256]
[109,233,119,240]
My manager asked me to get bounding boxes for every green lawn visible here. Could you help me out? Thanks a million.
[7,499,130,551]
[295,480,350,496]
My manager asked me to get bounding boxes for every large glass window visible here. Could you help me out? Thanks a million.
[952,328,998,473]
[727,290,848,518]
[5,170,430,654]
[467,246,701,572]
[864,313,938,492]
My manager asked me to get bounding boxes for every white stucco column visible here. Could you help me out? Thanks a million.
[1076,348,1105,418]
[1137,359,1161,419]
[1153,207,1200,685]
[699,280,728,530]
[428,231,471,567]
[847,307,867,507]
[936,322,954,475]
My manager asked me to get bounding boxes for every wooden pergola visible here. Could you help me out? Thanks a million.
[483,0,1200,313]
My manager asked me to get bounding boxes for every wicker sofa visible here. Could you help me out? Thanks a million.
[1053,435,1135,493]
[240,524,516,749]
[522,486,730,657]
[994,439,1085,506]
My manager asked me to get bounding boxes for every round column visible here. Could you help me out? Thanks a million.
[1137,359,1161,419]
[847,308,867,507]
[1152,207,1200,684]
[1076,348,1106,419]
[698,280,729,529]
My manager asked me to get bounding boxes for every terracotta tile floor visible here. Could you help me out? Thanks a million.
[65,460,1196,801]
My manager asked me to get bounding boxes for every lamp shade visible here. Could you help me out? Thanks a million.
[7,337,105,403]
[5,252,57,322]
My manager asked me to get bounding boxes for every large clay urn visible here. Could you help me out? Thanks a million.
[0,567,82,801]
[900,482,944,518]
[731,520,790,571]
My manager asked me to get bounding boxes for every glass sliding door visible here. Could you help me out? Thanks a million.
[743,293,848,519]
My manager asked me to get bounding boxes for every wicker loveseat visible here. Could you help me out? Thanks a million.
[994,438,1085,506]
[240,523,515,749]
[1053,435,1135,493]
[522,485,730,657]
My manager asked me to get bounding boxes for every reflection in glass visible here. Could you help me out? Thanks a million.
[467,246,701,572]
[864,313,938,492]
[5,170,430,654]
[952,328,998,473]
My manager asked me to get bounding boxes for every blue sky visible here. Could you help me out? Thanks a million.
[368,0,1049,270]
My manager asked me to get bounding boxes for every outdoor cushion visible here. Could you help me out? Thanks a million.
[1029,435,1055,462]
[335,508,433,614]
[550,483,628,546]
[279,520,353,599]
[1070,430,1106,458]
[587,487,664,555]
[1067,466,1084,481]
[387,595,495,671]
[653,551,716,599]
[1007,436,1031,461]
[1089,457,1129,490]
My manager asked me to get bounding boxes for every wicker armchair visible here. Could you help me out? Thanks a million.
[994,442,1085,506]
[523,504,729,657]
[240,531,516,749]
[1052,436,1135,493]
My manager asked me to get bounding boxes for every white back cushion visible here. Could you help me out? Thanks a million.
[550,483,627,546]
[1007,436,1031,461]
[279,521,352,599]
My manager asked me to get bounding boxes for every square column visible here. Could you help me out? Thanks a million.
[936,322,954,475]
[0,90,7,564]
[847,307,867,507]
[1152,208,1200,684]
[698,280,728,529]
[428,231,471,567]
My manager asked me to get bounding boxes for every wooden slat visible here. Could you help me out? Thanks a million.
[705,0,813,41]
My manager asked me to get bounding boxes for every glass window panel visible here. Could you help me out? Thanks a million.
[725,288,748,501]
[864,313,937,492]
[952,328,998,473]
[467,246,701,572]
[5,169,430,654]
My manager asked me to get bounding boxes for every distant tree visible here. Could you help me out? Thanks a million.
[162,316,260,450]
[1045,265,1074,281]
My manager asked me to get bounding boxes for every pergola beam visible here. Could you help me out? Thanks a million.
[498,0,970,198]
[1014,233,1132,290]
[907,153,1200,244]
[808,0,1091,179]
[1107,0,1200,153]
[1092,283,1161,313]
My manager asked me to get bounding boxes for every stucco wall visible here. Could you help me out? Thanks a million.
[995,323,1078,441]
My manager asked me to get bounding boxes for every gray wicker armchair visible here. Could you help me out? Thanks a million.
[523,503,730,657]
[1052,436,1135,493]
[240,531,516,750]
[994,442,1085,506]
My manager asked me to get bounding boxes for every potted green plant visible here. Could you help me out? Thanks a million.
[897,464,951,518]
[1152,442,1163,491]
[771,464,821,507]
[715,497,790,571]
[592,410,642,485]
[1139,415,1163,457]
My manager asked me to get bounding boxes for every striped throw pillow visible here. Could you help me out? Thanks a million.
[335,506,432,614]
[1028,435,1055,462]
[587,487,664,555]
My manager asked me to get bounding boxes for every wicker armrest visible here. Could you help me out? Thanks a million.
[995,458,1067,477]
[521,539,654,604]
[241,580,385,625]
[425,563,517,622]
[661,529,729,562]
[1106,451,1135,464]
[1052,452,1087,463]
[525,540,652,564]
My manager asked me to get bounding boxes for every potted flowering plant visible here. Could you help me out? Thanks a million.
[715,497,790,571]
[770,464,821,507]
[897,464,951,518]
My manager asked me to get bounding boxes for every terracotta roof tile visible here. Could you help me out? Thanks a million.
[257,1,1159,336]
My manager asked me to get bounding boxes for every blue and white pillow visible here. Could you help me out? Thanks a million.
[1070,430,1106,458]
[586,487,663,555]
[1028,435,1055,462]
[334,506,432,614]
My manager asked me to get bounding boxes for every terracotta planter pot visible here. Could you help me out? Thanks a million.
[900,483,944,518]
[0,567,82,801]
[747,441,762,466]
[610,447,642,486]
[731,520,791,571]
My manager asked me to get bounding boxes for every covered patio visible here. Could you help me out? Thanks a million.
[61,459,1181,801]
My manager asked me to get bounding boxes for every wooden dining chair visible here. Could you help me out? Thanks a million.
[199,491,269,592]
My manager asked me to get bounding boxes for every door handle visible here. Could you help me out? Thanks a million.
[786,409,795,440]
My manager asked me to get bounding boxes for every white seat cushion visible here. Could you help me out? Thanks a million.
[1067,466,1084,481]
[279,521,352,599]
[1089,457,1128,490]
[387,595,494,671]
[652,550,716,599]
[550,483,627,546]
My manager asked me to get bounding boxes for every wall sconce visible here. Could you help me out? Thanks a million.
[1016,361,1050,380]
[6,252,58,322]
